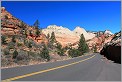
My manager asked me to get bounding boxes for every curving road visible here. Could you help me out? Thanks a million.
[1,53,121,81]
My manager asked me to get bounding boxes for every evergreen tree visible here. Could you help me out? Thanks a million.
[40,44,50,61]
[33,20,40,29]
[50,32,56,44]
[33,20,41,37]
[78,34,89,54]
[56,43,64,56]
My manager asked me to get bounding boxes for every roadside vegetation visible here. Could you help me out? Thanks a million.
[68,34,89,58]
[1,19,90,67]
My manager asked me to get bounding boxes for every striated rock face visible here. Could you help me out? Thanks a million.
[42,25,78,47]
[73,26,95,40]
[100,31,121,64]
[87,34,114,52]
[42,25,95,47]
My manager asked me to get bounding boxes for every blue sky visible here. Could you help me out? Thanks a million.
[2,1,121,33]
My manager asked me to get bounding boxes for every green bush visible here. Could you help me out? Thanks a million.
[17,42,23,47]
[8,42,15,49]
[17,50,29,61]
[68,48,81,58]
[13,50,18,59]
[57,48,64,56]
[12,35,16,43]
[1,35,7,45]
[56,43,64,56]
[3,49,9,55]
[24,39,28,46]
[28,41,32,48]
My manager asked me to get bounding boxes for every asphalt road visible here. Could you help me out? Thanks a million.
[1,53,121,81]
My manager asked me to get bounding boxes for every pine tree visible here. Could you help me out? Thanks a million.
[40,44,50,61]
[33,20,41,37]
[78,34,89,54]
[56,43,64,56]
[33,20,40,29]
[50,32,56,44]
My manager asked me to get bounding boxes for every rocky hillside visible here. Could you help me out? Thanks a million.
[1,7,69,68]
[87,34,114,52]
[100,31,121,63]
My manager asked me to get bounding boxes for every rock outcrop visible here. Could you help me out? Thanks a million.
[42,25,96,47]
[73,26,95,40]
[100,31,121,64]
[87,34,114,52]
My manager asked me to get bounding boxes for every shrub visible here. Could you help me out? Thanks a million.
[56,42,64,56]
[57,48,64,56]
[12,35,16,43]
[13,50,18,59]
[8,42,15,49]
[93,45,97,53]
[17,50,29,61]
[24,39,28,46]
[1,35,7,45]
[68,48,81,58]
[28,41,32,48]
[3,49,9,55]
[17,42,23,47]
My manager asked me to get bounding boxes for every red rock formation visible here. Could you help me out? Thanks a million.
[1,7,48,44]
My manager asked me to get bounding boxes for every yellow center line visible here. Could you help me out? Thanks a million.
[2,55,96,82]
